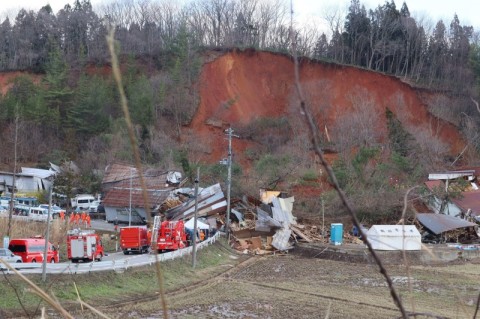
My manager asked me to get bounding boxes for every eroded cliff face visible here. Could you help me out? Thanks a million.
[187,49,465,166]
[0,50,465,174]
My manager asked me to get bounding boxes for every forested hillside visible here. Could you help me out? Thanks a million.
[0,0,479,221]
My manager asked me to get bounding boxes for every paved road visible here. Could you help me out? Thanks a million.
[90,218,115,232]
[1,233,220,274]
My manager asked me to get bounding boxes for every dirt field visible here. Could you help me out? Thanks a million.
[3,240,479,319]
[107,254,480,319]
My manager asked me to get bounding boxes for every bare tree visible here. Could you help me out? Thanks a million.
[331,87,382,157]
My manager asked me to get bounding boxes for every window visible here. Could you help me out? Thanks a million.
[9,244,26,253]
[30,245,44,252]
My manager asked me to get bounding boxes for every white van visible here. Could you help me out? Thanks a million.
[28,207,50,222]
[71,194,96,210]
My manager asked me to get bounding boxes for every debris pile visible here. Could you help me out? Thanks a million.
[229,190,329,255]
[415,213,480,244]
[159,185,368,254]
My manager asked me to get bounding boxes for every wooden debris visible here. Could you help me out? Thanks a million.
[290,225,313,242]
[250,236,262,250]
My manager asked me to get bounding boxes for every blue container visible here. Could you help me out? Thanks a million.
[330,223,343,245]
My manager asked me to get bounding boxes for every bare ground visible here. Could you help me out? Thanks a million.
[3,240,479,319]
[107,255,480,319]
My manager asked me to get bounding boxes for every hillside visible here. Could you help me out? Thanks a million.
[187,49,465,169]
[0,49,470,219]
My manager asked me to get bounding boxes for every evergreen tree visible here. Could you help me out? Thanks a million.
[42,44,72,130]
[344,0,371,66]
[68,75,112,136]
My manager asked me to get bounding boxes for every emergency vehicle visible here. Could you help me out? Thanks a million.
[67,229,104,262]
[120,226,150,254]
[151,217,188,252]
[8,237,59,263]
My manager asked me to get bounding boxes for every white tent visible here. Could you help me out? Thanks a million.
[184,218,210,230]
[366,225,421,251]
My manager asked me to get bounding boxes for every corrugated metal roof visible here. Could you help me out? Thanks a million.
[450,191,480,216]
[416,213,477,235]
[166,184,226,220]
[21,167,55,179]
[103,171,174,208]
[103,188,172,208]
[424,180,480,216]
[102,164,139,184]
[112,174,170,190]
[271,197,296,225]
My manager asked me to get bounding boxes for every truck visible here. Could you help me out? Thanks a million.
[120,226,150,254]
[152,220,188,252]
[8,237,59,263]
[67,229,104,262]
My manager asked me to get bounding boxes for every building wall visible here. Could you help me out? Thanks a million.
[105,206,146,224]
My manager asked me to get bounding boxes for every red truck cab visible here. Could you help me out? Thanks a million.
[120,226,150,254]
[8,238,59,263]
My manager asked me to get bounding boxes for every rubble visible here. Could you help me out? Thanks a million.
[228,190,331,255]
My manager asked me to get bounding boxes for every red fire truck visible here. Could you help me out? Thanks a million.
[152,220,188,252]
[67,229,104,263]
[120,226,150,255]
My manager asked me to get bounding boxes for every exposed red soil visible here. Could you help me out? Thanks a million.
[0,71,41,95]
[0,50,466,177]
[188,50,465,166]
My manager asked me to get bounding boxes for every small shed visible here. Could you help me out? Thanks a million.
[367,225,421,251]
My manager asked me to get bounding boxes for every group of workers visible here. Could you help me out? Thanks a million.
[60,211,91,228]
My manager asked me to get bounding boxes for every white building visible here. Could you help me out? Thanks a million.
[366,225,422,251]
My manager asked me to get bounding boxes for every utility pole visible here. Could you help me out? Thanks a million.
[7,109,19,238]
[192,167,199,268]
[42,186,53,282]
[129,168,133,226]
[224,127,238,239]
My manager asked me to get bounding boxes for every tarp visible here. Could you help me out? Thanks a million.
[417,213,478,235]
[184,218,210,230]
[366,225,421,251]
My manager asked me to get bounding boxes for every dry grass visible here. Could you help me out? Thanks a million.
[0,239,245,318]
[0,218,67,245]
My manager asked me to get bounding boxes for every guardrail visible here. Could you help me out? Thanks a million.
[1,232,221,275]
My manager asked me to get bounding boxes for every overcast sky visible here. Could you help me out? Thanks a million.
[0,0,478,32]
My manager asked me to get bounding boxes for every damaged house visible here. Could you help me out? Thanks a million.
[420,169,480,243]
[164,183,227,221]
[0,163,60,195]
[102,164,183,224]
[229,189,320,254]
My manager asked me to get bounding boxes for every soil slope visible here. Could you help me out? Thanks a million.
[188,49,465,165]
[0,50,465,169]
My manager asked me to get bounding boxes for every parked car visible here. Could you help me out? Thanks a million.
[88,200,102,214]
[0,205,8,215]
[0,247,23,266]
[28,207,50,222]
[38,204,64,219]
